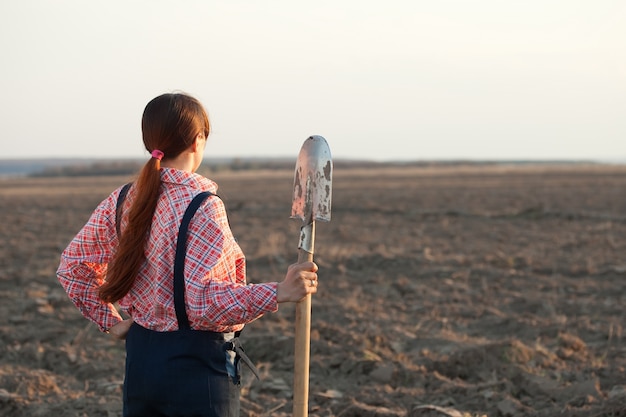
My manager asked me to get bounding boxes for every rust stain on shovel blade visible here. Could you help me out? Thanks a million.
[291,135,333,223]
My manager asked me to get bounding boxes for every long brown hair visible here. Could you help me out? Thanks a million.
[99,93,210,303]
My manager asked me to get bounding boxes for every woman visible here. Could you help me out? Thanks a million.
[57,92,319,416]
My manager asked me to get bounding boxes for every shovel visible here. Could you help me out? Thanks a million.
[291,135,332,417]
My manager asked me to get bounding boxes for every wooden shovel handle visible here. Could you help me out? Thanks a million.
[293,248,313,417]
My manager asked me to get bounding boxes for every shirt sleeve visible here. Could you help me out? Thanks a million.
[56,191,124,332]
[184,196,279,328]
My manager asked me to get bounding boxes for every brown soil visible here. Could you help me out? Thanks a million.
[1,164,625,417]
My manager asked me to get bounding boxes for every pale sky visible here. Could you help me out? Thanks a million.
[1,1,624,162]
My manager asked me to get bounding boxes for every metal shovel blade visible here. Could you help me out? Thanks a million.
[291,135,332,223]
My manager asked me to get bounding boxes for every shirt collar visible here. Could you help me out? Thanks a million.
[160,168,218,193]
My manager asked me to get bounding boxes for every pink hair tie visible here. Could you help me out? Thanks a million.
[151,149,164,161]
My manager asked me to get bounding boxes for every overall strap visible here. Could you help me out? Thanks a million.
[173,191,214,331]
[115,183,132,238]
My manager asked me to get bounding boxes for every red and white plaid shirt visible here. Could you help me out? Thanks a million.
[57,168,278,333]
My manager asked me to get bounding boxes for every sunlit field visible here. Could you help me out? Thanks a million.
[1,163,625,416]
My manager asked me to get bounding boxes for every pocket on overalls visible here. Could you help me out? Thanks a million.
[224,344,239,384]
[224,338,260,385]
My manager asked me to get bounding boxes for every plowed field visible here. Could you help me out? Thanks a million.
[1,163,625,416]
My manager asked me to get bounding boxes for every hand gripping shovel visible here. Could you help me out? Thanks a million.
[291,135,332,417]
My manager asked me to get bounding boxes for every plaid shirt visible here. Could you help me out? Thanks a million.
[57,168,278,333]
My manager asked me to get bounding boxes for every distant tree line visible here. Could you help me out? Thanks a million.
[29,159,296,178]
[28,158,582,178]
[30,161,144,177]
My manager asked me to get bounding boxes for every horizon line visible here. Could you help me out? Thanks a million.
[1,156,625,164]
